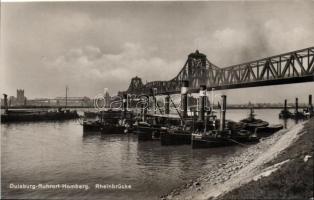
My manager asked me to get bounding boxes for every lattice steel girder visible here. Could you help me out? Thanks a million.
[124,47,314,95]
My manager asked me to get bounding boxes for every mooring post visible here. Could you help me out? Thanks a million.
[220,95,227,131]
[309,94,312,107]
[3,94,8,114]
[181,80,189,118]
[198,85,206,122]
[165,96,170,115]
[295,97,298,114]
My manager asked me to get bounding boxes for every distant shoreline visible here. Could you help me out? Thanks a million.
[0,106,308,110]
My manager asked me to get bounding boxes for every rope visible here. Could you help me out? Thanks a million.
[227,138,248,147]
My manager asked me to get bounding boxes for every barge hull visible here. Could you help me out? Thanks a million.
[160,131,191,145]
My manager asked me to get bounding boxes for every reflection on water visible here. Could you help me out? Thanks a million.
[1,109,302,199]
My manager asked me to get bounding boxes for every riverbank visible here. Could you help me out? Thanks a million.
[162,118,313,200]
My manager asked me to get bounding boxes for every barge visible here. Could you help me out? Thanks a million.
[1,108,79,123]
[82,108,134,134]
[239,107,269,131]
[1,94,79,123]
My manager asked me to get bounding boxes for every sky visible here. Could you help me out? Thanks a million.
[1,1,314,104]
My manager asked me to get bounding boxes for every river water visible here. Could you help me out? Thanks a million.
[1,109,300,199]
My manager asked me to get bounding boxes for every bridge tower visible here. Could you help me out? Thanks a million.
[187,50,209,88]
[127,76,144,95]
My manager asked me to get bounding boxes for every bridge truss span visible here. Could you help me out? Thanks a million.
[123,47,314,95]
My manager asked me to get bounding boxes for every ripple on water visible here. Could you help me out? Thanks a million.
[1,110,300,199]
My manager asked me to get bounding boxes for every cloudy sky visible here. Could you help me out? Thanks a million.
[1,1,314,103]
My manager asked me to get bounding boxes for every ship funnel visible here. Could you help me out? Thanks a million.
[198,85,206,122]
[295,97,298,113]
[181,80,189,118]
[3,94,8,113]
[165,96,170,115]
[220,95,227,131]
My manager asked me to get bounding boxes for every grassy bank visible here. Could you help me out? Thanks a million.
[218,118,314,200]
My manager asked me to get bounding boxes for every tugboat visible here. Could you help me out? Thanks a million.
[82,110,122,131]
[100,118,126,134]
[240,107,283,137]
[135,90,181,141]
[191,95,259,149]
[136,121,161,140]
[160,121,193,145]
[279,99,292,119]
[279,95,313,120]
[239,107,269,131]
[192,129,232,148]
[192,121,260,149]
[81,109,134,134]
[82,119,102,132]
[255,124,284,137]
[303,95,313,118]
[291,97,306,119]
[136,114,172,140]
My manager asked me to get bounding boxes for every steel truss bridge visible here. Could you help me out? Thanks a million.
[123,47,314,95]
